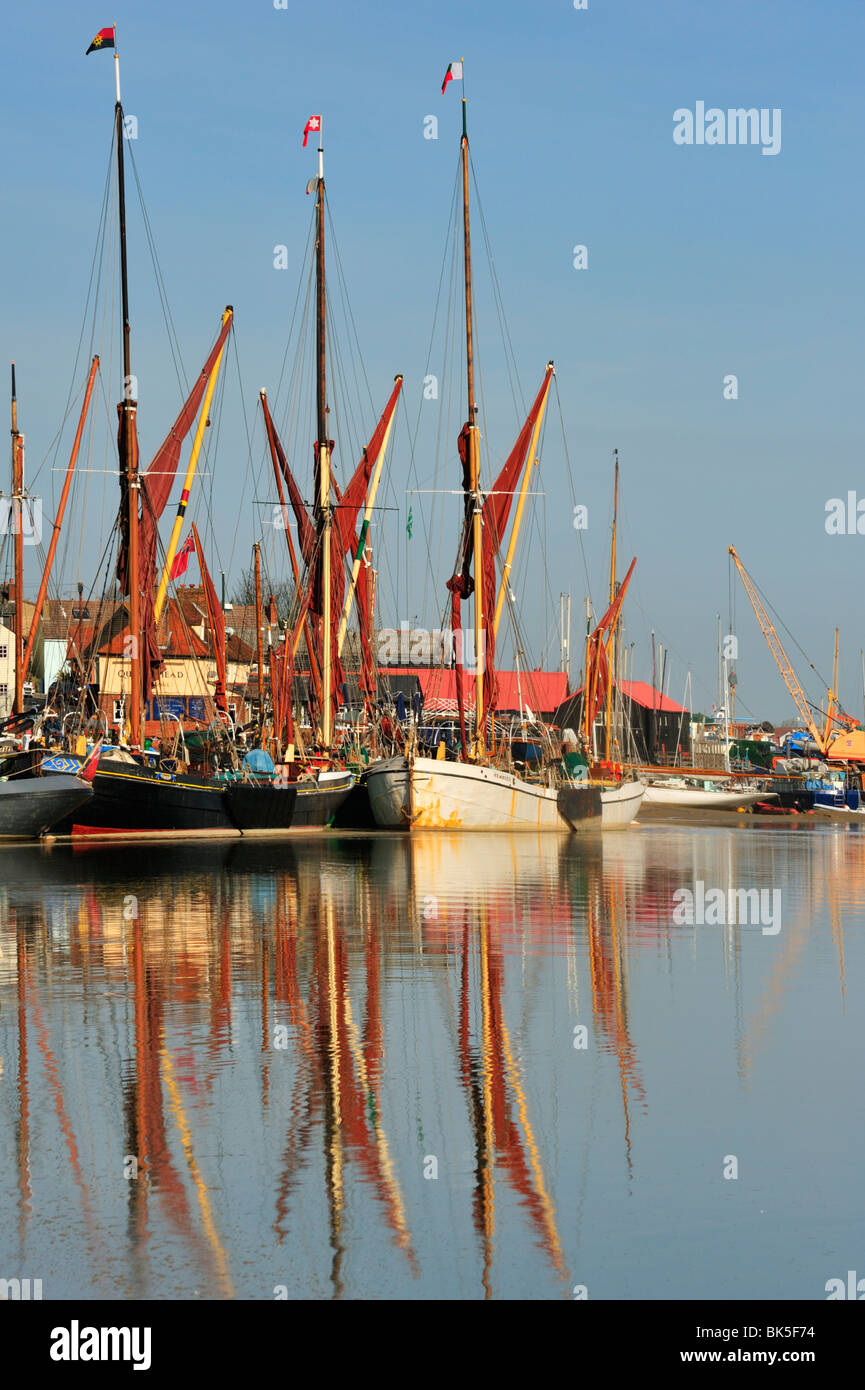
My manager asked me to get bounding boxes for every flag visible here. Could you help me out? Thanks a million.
[170,534,195,580]
[406,506,413,539]
[302,114,322,148]
[86,27,115,55]
[80,740,104,784]
[441,61,463,94]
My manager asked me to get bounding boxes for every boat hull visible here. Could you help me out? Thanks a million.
[62,759,236,837]
[597,779,646,827]
[0,774,94,840]
[642,785,767,809]
[223,772,354,831]
[367,756,644,831]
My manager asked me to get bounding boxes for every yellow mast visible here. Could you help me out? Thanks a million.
[154,306,233,621]
[335,380,401,658]
[492,364,554,640]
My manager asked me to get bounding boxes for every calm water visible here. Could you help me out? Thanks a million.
[0,822,862,1301]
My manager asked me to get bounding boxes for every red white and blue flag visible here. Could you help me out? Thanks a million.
[170,534,195,580]
[441,61,463,93]
[86,27,115,55]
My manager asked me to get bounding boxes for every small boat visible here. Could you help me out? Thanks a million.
[642,780,770,809]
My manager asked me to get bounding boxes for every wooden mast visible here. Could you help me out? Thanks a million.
[314,127,333,751]
[10,364,24,714]
[604,449,619,762]
[22,356,99,683]
[254,542,266,731]
[259,390,323,710]
[460,88,484,756]
[114,48,141,747]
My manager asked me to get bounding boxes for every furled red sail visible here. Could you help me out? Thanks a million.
[479,366,553,712]
[333,377,403,707]
[262,400,316,563]
[583,557,637,731]
[444,368,551,746]
[116,311,232,701]
[191,523,227,716]
[447,423,476,758]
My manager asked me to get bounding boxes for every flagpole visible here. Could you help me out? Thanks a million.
[113,24,120,103]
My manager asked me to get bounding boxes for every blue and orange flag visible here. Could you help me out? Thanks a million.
[86,26,115,55]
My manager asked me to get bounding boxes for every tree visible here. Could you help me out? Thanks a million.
[231,567,296,625]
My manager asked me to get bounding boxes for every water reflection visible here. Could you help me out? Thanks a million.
[0,822,861,1299]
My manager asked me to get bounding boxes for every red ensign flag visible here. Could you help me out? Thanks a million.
[170,534,195,580]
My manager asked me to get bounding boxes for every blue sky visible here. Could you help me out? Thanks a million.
[1,1,864,720]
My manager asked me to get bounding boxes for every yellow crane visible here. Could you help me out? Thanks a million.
[728,545,827,752]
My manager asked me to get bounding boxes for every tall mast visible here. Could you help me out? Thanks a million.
[314,127,333,751]
[604,449,619,761]
[254,542,266,735]
[10,364,24,713]
[460,86,484,754]
[114,44,142,747]
[22,356,99,682]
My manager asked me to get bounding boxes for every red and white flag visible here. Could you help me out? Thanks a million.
[302,114,322,148]
[441,62,463,94]
[170,533,195,580]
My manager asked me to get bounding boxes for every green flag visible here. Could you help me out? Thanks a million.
[406,506,413,539]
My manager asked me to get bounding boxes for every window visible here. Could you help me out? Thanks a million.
[0,644,7,660]
[112,700,123,724]
[228,704,238,722]
[0,683,7,696]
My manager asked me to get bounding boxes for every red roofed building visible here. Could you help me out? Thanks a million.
[380,668,568,721]
[555,679,691,763]
[68,589,259,738]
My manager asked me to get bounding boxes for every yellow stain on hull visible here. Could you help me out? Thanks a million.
[413,796,464,829]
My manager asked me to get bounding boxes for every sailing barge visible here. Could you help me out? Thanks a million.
[366,74,643,832]
[55,40,369,836]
